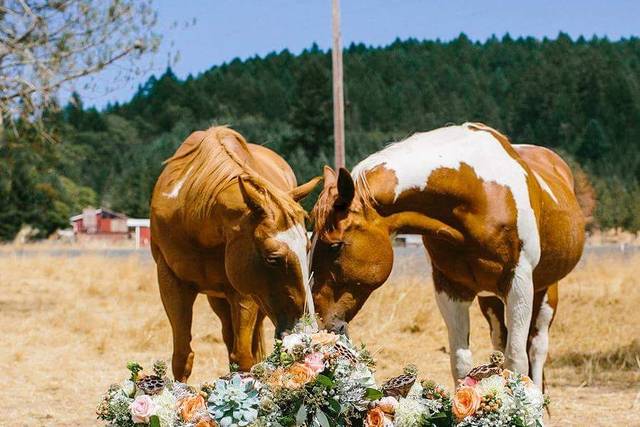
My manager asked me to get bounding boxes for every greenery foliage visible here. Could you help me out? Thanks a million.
[2,33,640,240]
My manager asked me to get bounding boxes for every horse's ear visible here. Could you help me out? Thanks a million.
[238,176,267,216]
[323,165,337,188]
[336,167,355,208]
[290,176,323,202]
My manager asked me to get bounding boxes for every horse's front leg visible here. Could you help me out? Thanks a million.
[227,291,261,371]
[504,259,535,375]
[433,269,474,382]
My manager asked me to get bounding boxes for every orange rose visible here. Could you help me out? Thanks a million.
[311,331,339,347]
[179,395,206,421]
[452,386,481,420]
[286,363,317,388]
[365,407,387,427]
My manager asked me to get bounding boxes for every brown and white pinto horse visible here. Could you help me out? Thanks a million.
[310,123,585,387]
[151,126,320,380]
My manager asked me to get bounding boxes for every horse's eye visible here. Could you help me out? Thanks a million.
[328,242,344,253]
[264,253,283,266]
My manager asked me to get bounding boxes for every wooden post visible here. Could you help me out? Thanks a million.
[332,0,345,169]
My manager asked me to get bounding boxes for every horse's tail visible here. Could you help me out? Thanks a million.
[572,165,596,226]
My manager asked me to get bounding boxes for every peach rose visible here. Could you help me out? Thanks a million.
[179,395,206,421]
[287,363,317,388]
[195,418,218,427]
[452,386,481,420]
[377,396,399,414]
[365,407,387,427]
[304,352,325,374]
[311,331,339,347]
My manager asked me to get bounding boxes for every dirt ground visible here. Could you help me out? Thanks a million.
[0,248,638,426]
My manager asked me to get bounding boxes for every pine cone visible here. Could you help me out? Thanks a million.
[137,375,165,395]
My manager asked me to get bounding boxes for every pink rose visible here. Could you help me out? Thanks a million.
[460,376,478,387]
[304,352,325,374]
[131,395,156,423]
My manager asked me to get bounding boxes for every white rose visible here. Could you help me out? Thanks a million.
[282,333,305,353]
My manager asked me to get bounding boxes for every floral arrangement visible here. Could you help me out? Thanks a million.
[212,322,380,426]
[96,360,215,427]
[450,352,547,427]
[97,323,546,427]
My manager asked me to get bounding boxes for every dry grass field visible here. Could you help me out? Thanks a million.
[0,248,639,426]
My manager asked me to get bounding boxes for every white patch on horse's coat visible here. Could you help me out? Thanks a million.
[163,166,193,199]
[352,123,541,267]
[434,290,473,380]
[529,294,554,387]
[505,259,534,375]
[533,170,558,203]
[352,123,541,380]
[274,224,315,319]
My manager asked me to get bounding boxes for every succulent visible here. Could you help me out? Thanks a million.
[208,373,260,427]
[153,359,168,377]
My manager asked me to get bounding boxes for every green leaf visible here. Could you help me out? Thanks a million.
[295,404,307,426]
[327,397,341,414]
[314,409,331,427]
[315,374,334,388]
[364,387,383,400]
[149,415,161,427]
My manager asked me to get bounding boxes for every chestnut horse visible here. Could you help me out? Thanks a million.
[310,123,585,387]
[151,126,320,380]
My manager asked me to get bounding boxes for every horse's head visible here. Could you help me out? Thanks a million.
[225,175,321,337]
[310,166,394,335]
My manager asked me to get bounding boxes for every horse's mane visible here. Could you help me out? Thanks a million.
[163,126,304,223]
[311,173,375,237]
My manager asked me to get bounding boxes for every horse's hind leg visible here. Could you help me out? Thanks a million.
[478,295,508,352]
[207,296,235,366]
[528,283,558,388]
[156,255,198,382]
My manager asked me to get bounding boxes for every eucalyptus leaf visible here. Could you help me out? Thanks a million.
[295,404,308,426]
[314,409,331,427]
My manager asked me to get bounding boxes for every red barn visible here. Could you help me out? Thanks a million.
[70,207,150,247]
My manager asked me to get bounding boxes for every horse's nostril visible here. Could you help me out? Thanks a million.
[333,321,349,336]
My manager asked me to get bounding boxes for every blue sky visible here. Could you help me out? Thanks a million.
[72,0,640,108]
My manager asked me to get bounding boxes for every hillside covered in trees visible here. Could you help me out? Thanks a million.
[2,33,640,240]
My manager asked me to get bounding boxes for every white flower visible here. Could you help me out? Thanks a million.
[282,333,305,353]
[394,398,429,427]
[351,363,376,388]
[152,389,177,427]
[120,380,136,397]
[476,375,508,400]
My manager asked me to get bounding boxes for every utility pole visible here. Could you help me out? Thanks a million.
[332,0,345,169]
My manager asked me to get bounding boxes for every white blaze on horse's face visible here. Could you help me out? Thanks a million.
[274,223,315,317]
